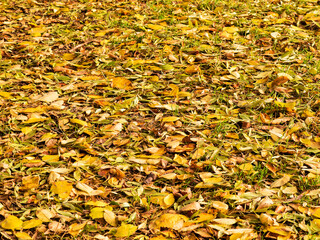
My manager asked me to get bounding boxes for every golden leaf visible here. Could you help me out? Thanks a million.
[15,232,32,240]
[223,26,239,33]
[22,219,42,229]
[70,119,89,127]
[173,154,188,165]
[185,65,200,74]
[192,213,215,223]
[266,225,292,236]
[211,201,229,213]
[192,148,205,159]
[114,223,137,237]
[162,116,180,122]
[153,214,188,230]
[111,77,133,90]
[51,180,73,199]
[22,175,40,190]
[0,91,12,99]
[90,207,106,219]
[1,215,23,230]
[69,222,87,237]
[63,53,76,61]
[42,155,59,162]
[147,24,164,30]
[270,174,291,188]
[104,210,117,226]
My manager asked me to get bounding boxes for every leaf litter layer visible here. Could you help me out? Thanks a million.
[0,0,320,239]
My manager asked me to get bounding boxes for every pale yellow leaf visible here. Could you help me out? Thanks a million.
[104,210,117,226]
[180,202,201,212]
[270,174,291,188]
[212,201,229,213]
[39,91,59,103]
[36,209,55,222]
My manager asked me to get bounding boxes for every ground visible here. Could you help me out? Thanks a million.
[1,0,320,239]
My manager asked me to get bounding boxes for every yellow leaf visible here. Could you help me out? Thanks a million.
[150,193,175,209]
[192,213,215,223]
[162,193,175,209]
[63,53,76,61]
[134,14,145,21]
[42,155,59,162]
[1,215,23,230]
[15,232,32,240]
[39,91,59,103]
[185,65,200,74]
[21,127,33,135]
[238,163,254,173]
[114,223,137,237]
[111,77,133,90]
[180,202,201,211]
[162,116,180,122]
[266,225,292,236]
[192,148,205,159]
[22,219,42,229]
[89,207,105,219]
[104,210,117,226]
[147,24,164,30]
[226,132,239,139]
[173,154,188,165]
[36,209,55,222]
[223,26,239,33]
[154,214,188,230]
[85,201,110,207]
[51,180,73,199]
[0,91,12,99]
[270,174,291,188]
[300,138,320,149]
[150,236,168,240]
[22,175,40,190]
[212,201,229,213]
[29,27,46,37]
[168,84,179,97]
[212,218,237,225]
[70,119,88,127]
[203,177,223,184]
[23,117,50,124]
[312,208,320,218]
[41,133,57,141]
[95,30,108,37]
[69,222,86,237]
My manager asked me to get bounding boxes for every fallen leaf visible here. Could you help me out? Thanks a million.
[39,91,59,103]
[114,223,137,237]
[1,215,23,230]
[270,174,291,188]
[51,181,73,199]
[111,77,133,90]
